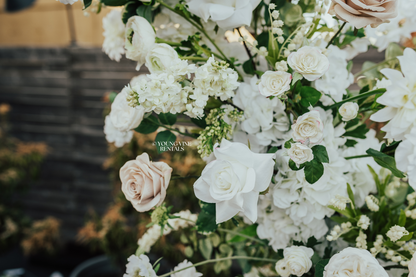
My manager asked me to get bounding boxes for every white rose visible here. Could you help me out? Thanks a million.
[292,110,324,144]
[288,46,330,81]
[339,102,359,121]
[259,71,292,97]
[57,0,78,4]
[275,260,290,277]
[288,143,313,165]
[110,86,145,132]
[324,247,389,277]
[145,43,180,75]
[409,252,416,277]
[284,246,314,276]
[193,139,275,223]
[186,0,261,30]
[125,16,156,71]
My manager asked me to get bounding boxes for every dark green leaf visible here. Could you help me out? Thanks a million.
[228,225,258,243]
[315,259,329,277]
[158,113,177,125]
[136,5,152,23]
[306,236,320,247]
[122,1,141,24]
[304,159,324,184]
[268,146,279,153]
[243,59,256,75]
[366,148,405,178]
[284,140,292,149]
[191,116,207,128]
[398,210,406,227]
[135,115,159,134]
[345,139,358,147]
[256,31,269,48]
[83,0,92,9]
[199,238,213,260]
[343,124,369,139]
[330,216,350,224]
[345,118,359,129]
[346,183,356,210]
[196,202,218,232]
[101,0,128,6]
[312,145,329,163]
[300,86,322,107]
[289,159,305,171]
[155,130,177,153]
[398,232,414,242]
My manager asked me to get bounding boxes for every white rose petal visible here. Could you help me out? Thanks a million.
[339,102,359,121]
[292,110,324,144]
[284,246,314,276]
[124,254,157,277]
[275,260,290,277]
[259,71,292,97]
[193,139,275,224]
[145,43,180,75]
[288,46,329,81]
[288,143,314,165]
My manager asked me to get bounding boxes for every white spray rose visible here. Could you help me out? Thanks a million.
[324,247,389,277]
[284,246,314,276]
[193,139,275,224]
[187,0,261,30]
[109,86,145,132]
[288,46,330,81]
[125,16,156,71]
[145,43,179,75]
[288,143,314,165]
[57,0,78,4]
[339,102,359,121]
[259,71,292,97]
[292,110,324,144]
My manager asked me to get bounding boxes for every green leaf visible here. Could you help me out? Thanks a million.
[367,165,384,196]
[268,146,279,153]
[306,236,320,247]
[385,42,403,60]
[101,0,128,6]
[228,225,258,243]
[155,130,177,153]
[83,0,92,9]
[312,145,329,163]
[284,139,293,149]
[398,210,406,227]
[398,232,414,242]
[315,259,330,277]
[304,159,324,184]
[191,116,207,129]
[108,92,118,103]
[366,148,405,178]
[122,1,141,24]
[345,139,358,147]
[346,183,356,210]
[343,124,369,139]
[330,216,350,224]
[158,113,177,125]
[300,86,322,107]
[289,159,305,171]
[256,31,269,48]
[196,202,218,233]
[135,115,159,134]
[199,238,213,260]
[136,5,153,23]
[292,72,303,85]
[153,263,160,273]
[243,59,256,75]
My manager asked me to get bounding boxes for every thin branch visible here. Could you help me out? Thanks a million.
[237,28,257,72]
[326,22,346,48]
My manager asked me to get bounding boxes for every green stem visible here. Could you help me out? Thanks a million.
[217,228,267,245]
[155,37,182,46]
[160,123,197,138]
[353,58,398,78]
[180,56,209,61]
[326,22,346,48]
[158,256,278,277]
[324,88,386,110]
[344,154,371,160]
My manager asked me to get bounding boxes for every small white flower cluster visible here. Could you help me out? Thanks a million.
[357,215,370,230]
[370,234,386,256]
[124,254,157,277]
[275,246,314,277]
[386,249,407,264]
[268,5,285,49]
[327,222,352,242]
[356,230,368,249]
[328,195,351,210]
[407,192,416,207]
[385,177,403,198]
[386,225,409,242]
[403,241,416,255]
[365,195,379,212]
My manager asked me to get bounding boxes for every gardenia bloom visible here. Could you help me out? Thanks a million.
[287,46,329,81]
[120,153,172,212]
[370,48,416,141]
[124,254,157,277]
[259,71,292,97]
[104,115,133,148]
[324,248,389,277]
[194,139,275,223]
[102,9,125,62]
[339,102,359,121]
[329,0,398,29]
[395,128,416,190]
[288,143,313,165]
[109,87,145,132]
[125,16,156,70]
[57,0,78,4]
[187,0,261,30]
[171,260,202,277]
[291,110,324,144]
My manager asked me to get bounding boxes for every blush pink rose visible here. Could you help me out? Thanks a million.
[329,0,398,29]
[120,153,172,212]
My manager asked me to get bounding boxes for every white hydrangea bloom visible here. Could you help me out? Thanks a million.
[102,10,125,62]
[103,115,133,148]
[124,254,156,277]
[171,260,202,277]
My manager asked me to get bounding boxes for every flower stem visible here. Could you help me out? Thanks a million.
[155,37,182,46]
[237,28,257,73]
[180,56,209,61]
[217,228,267,245]
[324,88,386,110]
[344,154,371,160]
[160,123,197,138]
[326,22,347,48]
[353,58,398,79]
[157,256,278,277]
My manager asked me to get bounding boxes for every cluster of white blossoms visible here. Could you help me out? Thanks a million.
[102,10,126,62]
[124,254,157,277]
[387,225,409,242]
[357,215,370,230]
[275,246,314,277]
[365,195,380,212]
[327,222,353,242]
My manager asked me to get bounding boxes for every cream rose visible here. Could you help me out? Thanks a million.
[284,246,314,276]
[193,139,275,224]
[288,143,314,165]
[275,260,291,277]
[145,43,180,75]
[125,16,156,71]
[120,153,172,212]
[329,0,398,29]
[324,247,389,277]
[259,71,292,97]
[109,86,145,132]
[287,46,330,81]
[409,252,416,277]
[339,102,359,121]
[292,110,324,144]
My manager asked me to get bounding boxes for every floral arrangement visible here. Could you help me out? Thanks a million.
[60,0,416,276]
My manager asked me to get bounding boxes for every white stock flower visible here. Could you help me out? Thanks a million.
[283,246,314,276]
[288,143,313,165]
[104,115,133,148]
[102,10,125,62]
[370,48,416,141]
[324,248,388,277]
[124,254,157,277]
[57,0,78,4]
[171,260,202,277]
[287,46,329,81]
[395,128,416,190]
[291,110,324,144]
[110,87,145,132]
[194,139,275,223]
[187,0,261,30]
[339,102,359,121]
[259,71,292,97]
[125,16,156,70]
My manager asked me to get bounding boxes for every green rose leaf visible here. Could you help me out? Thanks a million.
[158,113,177,125]
[304,159,324,184]
[315,259,330,277]
[199,238,213,260]
[366,148,405,178]
[228,225,258,243]
[343,124,369,139]
[83,0,92,9]
[136,4,153,23]
[196,202,218,233]
[312,145,329,163]
[135,115,159,134]
[289,159,305,171]
[300,86,322,107]
[155,130,176,153]
[101,0,129,6]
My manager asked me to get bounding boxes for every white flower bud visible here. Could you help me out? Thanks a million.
[339,102,359,121]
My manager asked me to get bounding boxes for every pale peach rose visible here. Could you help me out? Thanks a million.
[120,153,172,212]
[329,0,398,29]
[409,252,416,277]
